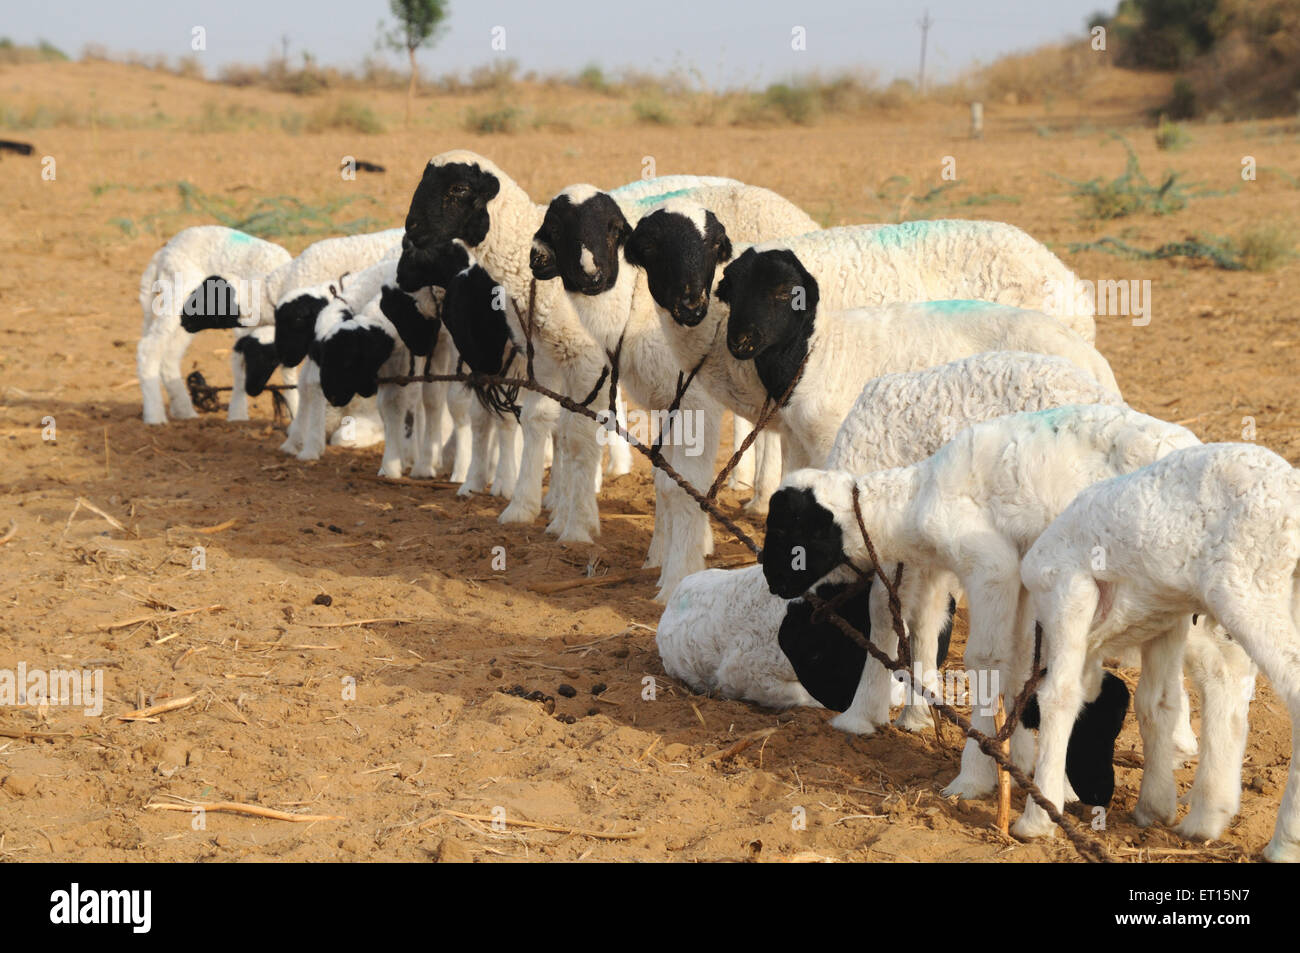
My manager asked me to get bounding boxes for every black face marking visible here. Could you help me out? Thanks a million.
[532,192,632,295]
[718,248,820,401]
[439,262,513,375]
[778,579,871,711]
[1021,671,1129,807]
[403,161,501,253]
[311,321,396,407]
[233,335,280,396]
[273,293,329,368]
[180,275,241,333]
[761,487,846,599]
[380,285,439,357]
[396,236,471,294]
[624,208,731,326]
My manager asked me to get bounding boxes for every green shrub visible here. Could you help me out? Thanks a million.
[464,105,521,134]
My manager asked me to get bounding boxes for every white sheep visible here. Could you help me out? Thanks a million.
[530,181,821,599]
[400,152,740,546]
[1014,443,1299,862]
[622,210,1097,511]
[764,405,1203,803]
[811,352,1124,734]
[137,225,291,425]
[719,290,1120,476]
[658,564,877,711]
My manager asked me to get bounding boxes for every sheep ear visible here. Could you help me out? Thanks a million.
[708,215,732,263]
[796,260,819,316]
[715,274,732,305]
[615,219,633,250]
[622,232,646,268]
[530,233,559,280]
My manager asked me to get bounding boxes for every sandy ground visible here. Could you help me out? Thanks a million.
[0,61,1296,862]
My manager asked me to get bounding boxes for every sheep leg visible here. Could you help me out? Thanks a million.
[653,405,720,602]
[829,581,898,735]
[644,469,667,571]
[161,327,199,420]
[376,382,409,478]
[410,381,444,478]
[1210,589,1300,862]
[446,384,473,483]
[459,399,494,496]
[942,560,1023,799]
[894,570,951,732]
[728,415,756,491]
[491,415,521,498]
[279,362,300,418]
[137,333,168,425]
[227,346,249,422]
[549,411,602,544]
[294,366,328,461]
[1176,621,1254,841]
[1012,574,1097,839]
[1132,620,1188,828]
[745,429,785,516]
[604,387,634,478]
[500,389,557,525]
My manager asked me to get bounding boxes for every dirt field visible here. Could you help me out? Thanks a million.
[0,61,1296,862]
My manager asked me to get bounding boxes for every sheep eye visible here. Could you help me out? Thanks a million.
[448,184,471,200]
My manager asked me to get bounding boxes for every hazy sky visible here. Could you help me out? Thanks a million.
[13,1,1107,88]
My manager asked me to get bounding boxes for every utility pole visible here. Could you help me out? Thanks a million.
[918,9,933,94]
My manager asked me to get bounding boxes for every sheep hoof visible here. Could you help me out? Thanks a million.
[499,502,540,525]
[1263,837,1300,864]
[169,406,199,421]
[1174,808,1230,843]
[227,411,249,423]
[828,711,878,736]
[941,773,996,800]
[893,707,933,733]
[1132,800,1177,829]
[143,415,167,426]
[378,463,403,479]
[1011,813,1056,840]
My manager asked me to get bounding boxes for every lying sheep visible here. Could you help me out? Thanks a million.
[137,225,290,424]
[1014,443,1298,861]
[656,565,870,710]
[764,405,1206,804]
[530,181,820,599]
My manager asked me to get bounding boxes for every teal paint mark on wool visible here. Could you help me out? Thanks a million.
[923,299,1003,314]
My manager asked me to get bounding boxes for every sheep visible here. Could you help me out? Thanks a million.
[529,181,821,599]
[269,228,404,370]
[719,278,1120,476]
[400,152,738,545]
[279,255,400,461]
[656,564,873,710]
[763,405,1205,804]
[137,225,290,424]
[1013,443,1298,862]
[801,352,1123,735]
[384,239,520,493]
[229,324,282,422]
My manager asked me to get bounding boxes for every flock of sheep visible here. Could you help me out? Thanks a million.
[135,150,1300,862]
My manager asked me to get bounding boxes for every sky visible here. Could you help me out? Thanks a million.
[10,1,1110,89]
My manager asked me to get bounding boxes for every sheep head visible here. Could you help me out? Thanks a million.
[273,292,330,368]
[404,159,501,253]
[623,202,731,327]
[717,248,820,361]
[761,470,854,599]
[531,186,632,295]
